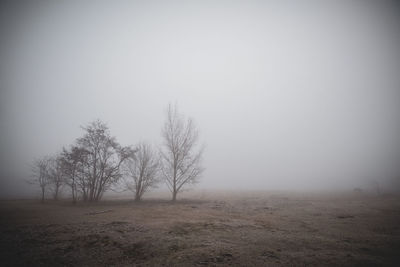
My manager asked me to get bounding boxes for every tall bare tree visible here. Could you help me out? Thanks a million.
[123,142,160,201]
[31,157,51,202]
[76,120,133,201]
[160,104,204,201]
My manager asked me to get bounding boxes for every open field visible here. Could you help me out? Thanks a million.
[1,191,400,266]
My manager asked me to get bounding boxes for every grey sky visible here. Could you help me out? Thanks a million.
[1,0,400,197]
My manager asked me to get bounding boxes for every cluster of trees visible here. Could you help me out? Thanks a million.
[31,104,204,203]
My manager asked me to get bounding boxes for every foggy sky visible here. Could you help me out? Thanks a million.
[1,0,400,198]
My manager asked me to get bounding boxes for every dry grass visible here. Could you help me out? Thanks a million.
[0,191,399,266]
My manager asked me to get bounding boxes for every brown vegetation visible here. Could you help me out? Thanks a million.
[1,191,399,266]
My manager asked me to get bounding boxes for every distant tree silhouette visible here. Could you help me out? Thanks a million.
[47,155,65,200]
[123,142,160,201]
[160,104,204,201]
[75,120,133,201]
[31,157,51,202]
[60,145,88,203]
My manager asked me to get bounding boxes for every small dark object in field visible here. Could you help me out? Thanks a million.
[337,215,354,219]
[85,209,113,215]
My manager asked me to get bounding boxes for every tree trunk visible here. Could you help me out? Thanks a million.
[172,191,177,202]
[134,189,141,202]
[71,185,76,204]
[41,188,45,203]
[54,185,59,200]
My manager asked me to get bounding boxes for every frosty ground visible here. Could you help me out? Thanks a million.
[1,191,399,266]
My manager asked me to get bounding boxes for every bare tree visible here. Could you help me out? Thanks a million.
[60,146,88,203]
[160,104,204,201]
[47,155,65,200]
[123,142,160,201]
[76,120,133,201]
[31,157,51,202]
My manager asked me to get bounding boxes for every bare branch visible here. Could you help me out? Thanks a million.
[160,104,204,201]
[123,142,160,201]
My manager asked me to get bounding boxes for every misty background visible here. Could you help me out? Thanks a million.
[1,0,400,198]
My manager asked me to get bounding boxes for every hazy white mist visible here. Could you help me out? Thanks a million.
[1,0,400,197]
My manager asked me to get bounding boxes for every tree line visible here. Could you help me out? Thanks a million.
[30,104,204,203]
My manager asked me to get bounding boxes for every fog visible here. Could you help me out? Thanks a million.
[1,0,400,198]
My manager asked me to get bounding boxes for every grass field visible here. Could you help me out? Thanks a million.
[1,191,399,266]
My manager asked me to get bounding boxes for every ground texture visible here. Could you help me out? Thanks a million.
[0,191,399,266]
